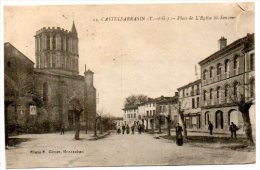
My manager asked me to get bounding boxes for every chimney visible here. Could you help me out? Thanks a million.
[218,36,227,50]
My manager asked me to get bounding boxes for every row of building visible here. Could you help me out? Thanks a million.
[122,33,255,133]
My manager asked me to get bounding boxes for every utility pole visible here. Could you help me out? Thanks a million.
[195,64,199,80]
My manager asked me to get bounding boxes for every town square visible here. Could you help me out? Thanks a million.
[3,2,256,169]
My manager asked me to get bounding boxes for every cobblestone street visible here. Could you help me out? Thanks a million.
[6,131,255,168]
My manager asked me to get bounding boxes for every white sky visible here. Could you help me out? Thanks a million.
[4,3,254,117]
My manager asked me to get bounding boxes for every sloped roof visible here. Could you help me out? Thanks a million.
[4,42,34,65]
[198,33,254,66]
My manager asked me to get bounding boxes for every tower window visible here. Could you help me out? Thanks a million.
[47,35,50,50]
[52,35,56,50]
[61,37,64,51]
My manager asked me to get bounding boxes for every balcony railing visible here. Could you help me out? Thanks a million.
[224,97,231,103]
[203,70,243,86]
[210,99,214,105]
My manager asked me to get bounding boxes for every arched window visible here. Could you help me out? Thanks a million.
[46,34,50,50]
[209,66,214,78]
[250,78,255,97]
[225,59,230,78]
[233,81,239,96]
[196,97,200,108]
[225,59,230,72]
[203,90,207,101]
[205,112,209,125]
[209,88,213,100]
[216,86,220,98]
[225,84,229,97]
[215,111,224,129]
[61,37,64,51]
[234,55,239,69]
[203,70,207,80]
[217,63,222,75]
[250,53,255,71]
[52,35,56,50]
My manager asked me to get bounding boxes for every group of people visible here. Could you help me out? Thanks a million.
[208,121,239,138]
[175,121,240,146]
[117,124,145,135]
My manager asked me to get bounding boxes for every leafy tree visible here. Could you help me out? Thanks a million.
[124,94,148,107]
[4,71,33,146]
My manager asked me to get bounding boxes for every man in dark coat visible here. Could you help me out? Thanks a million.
[229,122,238,138]
[208,121,213,135]
[138,124,142,134]
[126,125,130,134]
[122,125,126,135]
[175,123,183,146]
[131,125,135,134]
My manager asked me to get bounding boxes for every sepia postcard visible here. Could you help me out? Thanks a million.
[2,2,257,169]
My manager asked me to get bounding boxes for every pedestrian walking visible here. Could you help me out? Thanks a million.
[138,124,142,134]
[175,123,183,146]
[141,124,145,132]
[131,125,135,134]
[122,125,126,135]
[126,125,130,134]
[229,122,239,138]
[117,128,121,135]
[208,121,213,135]
[60,124,65,135]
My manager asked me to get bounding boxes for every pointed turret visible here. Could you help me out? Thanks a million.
[71,20,77,34]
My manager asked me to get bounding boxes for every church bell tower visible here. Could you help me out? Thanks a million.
[34,21,79,75]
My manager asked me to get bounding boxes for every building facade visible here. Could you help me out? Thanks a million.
[198,34,255,133]
[139,98,157,130]
[156,96,179,130]
[122,105,138,126]
[4,43,35,133]
[4,22,97,132]
[177,79,201,130]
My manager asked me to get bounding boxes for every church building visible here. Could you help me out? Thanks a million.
[4,21,96,133]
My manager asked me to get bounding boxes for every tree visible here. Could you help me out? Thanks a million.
[155,114,165,134]
[94,115,101,137]
[69,98,84,140]
[166,114,172,136]
[150,119,154,133]
[225,78,255,144]
[207,75,255,144]
[237,95,254,143]
[124,94,148,107]
[172,100,188,140]
[74,108,83,140]
[4,71,33,146]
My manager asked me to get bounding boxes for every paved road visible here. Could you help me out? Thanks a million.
[6,131,255,168]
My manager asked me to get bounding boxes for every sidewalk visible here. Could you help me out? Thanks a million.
[7,130,110,148]
[149,128,254,137]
